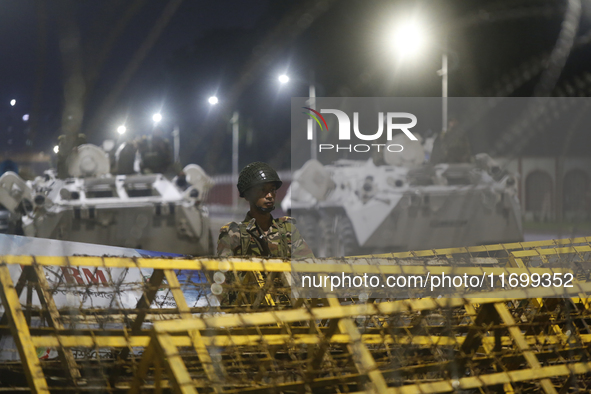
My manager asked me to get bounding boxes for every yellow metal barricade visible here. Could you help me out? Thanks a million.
[0,237,590,392]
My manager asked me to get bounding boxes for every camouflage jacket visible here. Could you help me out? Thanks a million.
[217,213,314,259]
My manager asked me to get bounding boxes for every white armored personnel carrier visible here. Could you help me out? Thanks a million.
[0,144,214,255]
[288,147,523,257]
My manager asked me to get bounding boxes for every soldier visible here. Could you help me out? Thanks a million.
[217,162,314,259]
[115,139,137,175]
[137,127,173,174]
[430,116,473,164]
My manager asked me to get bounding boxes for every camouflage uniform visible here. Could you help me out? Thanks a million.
[217,213,314,259]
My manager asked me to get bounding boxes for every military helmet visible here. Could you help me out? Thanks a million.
[237,162,282,197]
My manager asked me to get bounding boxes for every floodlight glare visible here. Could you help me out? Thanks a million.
[53,145,59,154]
[393,21,425,57]
[152,113,162,123]
[208,96,219,105]
[278,74,290,84]
[117,125,127,135]
[10,99,16,107]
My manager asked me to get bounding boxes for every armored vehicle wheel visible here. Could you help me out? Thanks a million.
[320,213,358,257]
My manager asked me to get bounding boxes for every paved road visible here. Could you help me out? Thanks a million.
[524,231,591,242]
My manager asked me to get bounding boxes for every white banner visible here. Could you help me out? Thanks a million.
[0,234,216,361]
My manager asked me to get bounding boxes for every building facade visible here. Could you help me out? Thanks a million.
[502,157,591,222]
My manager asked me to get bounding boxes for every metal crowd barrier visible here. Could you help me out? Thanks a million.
[0,237,590,393]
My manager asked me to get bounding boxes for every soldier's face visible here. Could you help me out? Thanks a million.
[246,182,277,210]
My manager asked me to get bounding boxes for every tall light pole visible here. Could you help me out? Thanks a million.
[392,21,448,134]
[308,71,317,161]
[278,73,317,160]
[208,96,239,208]
[231,111,239,209]
[151,113,180,163]
[172,125,180,163]
[438,46,448,134]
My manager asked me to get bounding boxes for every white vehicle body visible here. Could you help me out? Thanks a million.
[0,144,215,255]
[289,155,523,256]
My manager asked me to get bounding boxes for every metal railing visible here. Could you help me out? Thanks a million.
[0,237,590,392]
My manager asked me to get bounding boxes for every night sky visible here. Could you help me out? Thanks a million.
[1,0,591,174]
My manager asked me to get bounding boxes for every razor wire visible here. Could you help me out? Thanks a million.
[0,238,591,391]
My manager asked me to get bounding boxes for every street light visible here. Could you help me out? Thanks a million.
[208,96,239,208]
[117,125,127,135]
[392,21,426,58]
[149,112,181,163]
[390,21,448,134]
[9,99,15,107]
[150,113,180,163]
[53,145,59,154]
[230,111,239,209]
[278,74,290,84]
[438,48,449,134]
[278,72,317,160]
